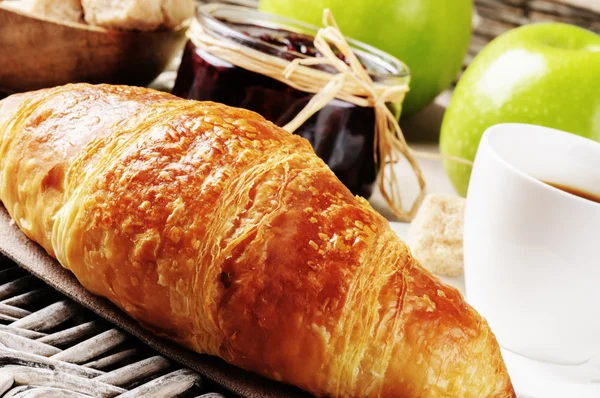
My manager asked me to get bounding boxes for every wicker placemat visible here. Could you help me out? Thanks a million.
[0,254,230,397]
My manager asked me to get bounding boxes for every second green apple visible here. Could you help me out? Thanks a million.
[259,0,473,115]
[441,23,600,196]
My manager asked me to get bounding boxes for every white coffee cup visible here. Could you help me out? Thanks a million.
[464,123,600,365]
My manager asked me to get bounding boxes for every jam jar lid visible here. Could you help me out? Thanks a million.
[195,4,410,87]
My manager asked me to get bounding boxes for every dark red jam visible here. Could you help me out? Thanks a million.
[228,22,352,66]
[173,16,405,198]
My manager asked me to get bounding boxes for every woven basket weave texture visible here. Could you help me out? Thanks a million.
[469,0,599,66]
[0,254,232,398]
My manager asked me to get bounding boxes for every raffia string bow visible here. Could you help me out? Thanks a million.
[188,6,471,221]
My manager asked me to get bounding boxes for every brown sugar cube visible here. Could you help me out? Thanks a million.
[407,194,466,277]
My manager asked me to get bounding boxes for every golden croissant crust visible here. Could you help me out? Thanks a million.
[0,84,515,397]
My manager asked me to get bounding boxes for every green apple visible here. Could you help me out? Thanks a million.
[259,0,473,115]
[440,23,600,196]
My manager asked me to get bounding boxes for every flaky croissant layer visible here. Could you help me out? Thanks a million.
[0,84,515,397]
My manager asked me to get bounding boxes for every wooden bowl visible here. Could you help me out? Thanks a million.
[0,3,189,94]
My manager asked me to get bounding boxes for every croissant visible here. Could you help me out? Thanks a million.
[0,84,514,397]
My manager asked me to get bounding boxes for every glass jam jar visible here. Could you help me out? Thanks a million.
[173,5,409,198]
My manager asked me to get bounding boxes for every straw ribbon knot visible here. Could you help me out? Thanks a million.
[188,6,472,220]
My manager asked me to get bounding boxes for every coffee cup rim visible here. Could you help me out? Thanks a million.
[480,123,600,208]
